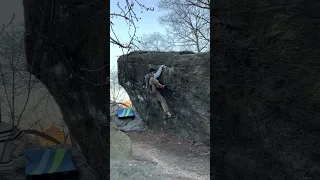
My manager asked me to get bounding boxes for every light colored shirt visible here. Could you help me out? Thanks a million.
[153,65,164,79]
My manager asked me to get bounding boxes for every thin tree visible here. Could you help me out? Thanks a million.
[0,15,66,158]
[110,66,128,103]
[110,0,154,51]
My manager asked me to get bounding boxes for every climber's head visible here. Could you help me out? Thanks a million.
[149,68,156,74]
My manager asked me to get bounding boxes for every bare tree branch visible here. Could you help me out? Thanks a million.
[0,1,53,161]
[24,129,61,144]
[110,0,154,51]
[135,32,177,51]
[0,14,15,36]
[185,0,210,9]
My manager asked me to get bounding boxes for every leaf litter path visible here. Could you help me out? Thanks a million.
[126,130,210,180]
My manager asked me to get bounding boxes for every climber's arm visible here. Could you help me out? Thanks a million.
[150,77,165,88]
[153,65,165,79]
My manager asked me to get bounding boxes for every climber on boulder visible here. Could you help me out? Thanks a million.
[145,65,175,119]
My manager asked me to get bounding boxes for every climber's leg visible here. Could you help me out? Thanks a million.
[155,92,176,119]
[155,91,169,113]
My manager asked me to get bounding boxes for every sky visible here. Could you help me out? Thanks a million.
[0,0,24,28]
[110,0,167,71]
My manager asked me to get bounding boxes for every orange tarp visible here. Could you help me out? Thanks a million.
[39,125,71,147]
[120,101,132,108]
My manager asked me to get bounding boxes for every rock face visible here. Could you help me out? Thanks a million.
[212,1,320,179]
[118,51,210,144]
[112,112,147,132]
[110,122,132,160]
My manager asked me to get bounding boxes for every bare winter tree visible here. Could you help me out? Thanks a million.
[109,0,154,115]
[158,0,210,52]
[0,15,69,146]
[110,0,154,116]
[110,0,154,51]
[135,32,176,51]
[110,66,128,103]
[181,0,210,9]
[0,17,35,126]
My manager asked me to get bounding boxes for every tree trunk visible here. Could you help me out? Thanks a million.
[23,1,108,179]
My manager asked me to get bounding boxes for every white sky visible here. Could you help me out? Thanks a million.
[0,0,24,28]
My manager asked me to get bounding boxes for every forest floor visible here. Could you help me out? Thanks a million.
[126,130,210,180]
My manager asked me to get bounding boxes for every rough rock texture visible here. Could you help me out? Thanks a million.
[118,51,210,144]
[23,1,108,179]
[112,112,147,132]
[212,1,320,179]
[110,122,132,159]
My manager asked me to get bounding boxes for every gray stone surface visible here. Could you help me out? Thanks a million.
[110,159,177,180]
[112,113,147,132]
[110,122,132,160]
[212,1,320,179]
[118,51,210,144]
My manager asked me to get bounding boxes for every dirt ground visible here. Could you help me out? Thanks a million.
[126,130,210,180]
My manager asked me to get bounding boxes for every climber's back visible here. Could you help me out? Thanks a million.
[144,67,161,91]
[143,65,176,119]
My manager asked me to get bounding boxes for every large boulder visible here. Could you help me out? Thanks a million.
[118,51,210,144]
[212,1,320,179]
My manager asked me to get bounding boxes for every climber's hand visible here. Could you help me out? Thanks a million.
[161,85,166,89]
